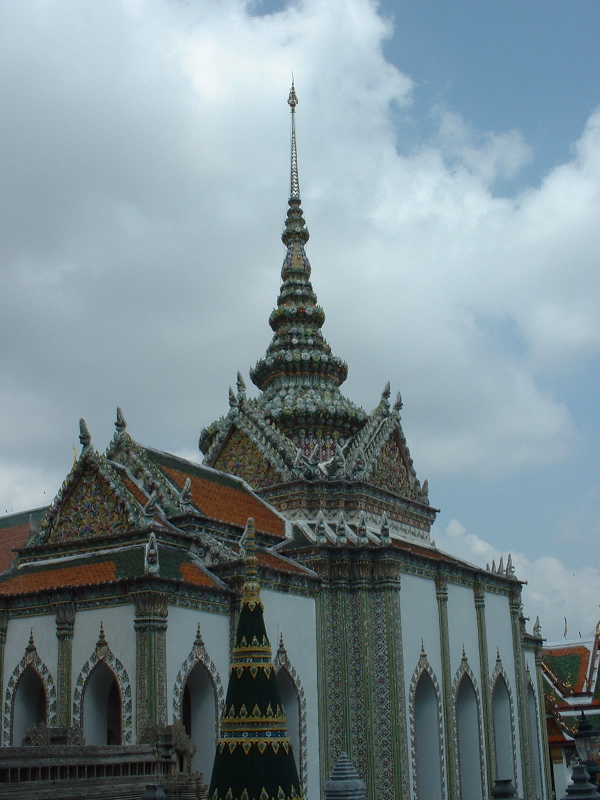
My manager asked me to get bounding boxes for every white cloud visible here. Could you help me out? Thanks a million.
[0,0,599,606]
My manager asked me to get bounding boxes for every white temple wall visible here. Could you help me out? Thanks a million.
[4,614,58,686]
[446,583,481,676]
[72,605,136,692]
[262,588,319,800]
[483,591,524,792]
[166,605,230,706]
[166,606,230,783]
[400,573,442,686]
[483,592,516,683]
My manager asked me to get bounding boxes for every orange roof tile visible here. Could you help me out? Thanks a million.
[258,551,312,576]
[0,561,117,595]
[179,562,222,588]
[163,466,284,539]
[0,523,31,574]
[121,475,147,507]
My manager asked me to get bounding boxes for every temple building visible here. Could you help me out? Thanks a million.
[542,625,600,798]
[0,86,550,800]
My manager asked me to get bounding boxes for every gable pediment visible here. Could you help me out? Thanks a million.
[40,453,140,544]
[212,426,282,489]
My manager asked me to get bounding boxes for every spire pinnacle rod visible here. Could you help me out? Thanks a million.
[288,80,300,201]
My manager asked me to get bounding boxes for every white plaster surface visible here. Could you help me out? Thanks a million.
[166,605,231,718]
[446,583,480,678]
[400,573,442,698]
[4,614,58,688]
[262,588,319,800]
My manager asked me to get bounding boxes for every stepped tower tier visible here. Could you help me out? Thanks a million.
[200,84,436,545]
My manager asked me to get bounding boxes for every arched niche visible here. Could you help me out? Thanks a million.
[414,670,444,800]
[492,673,515,783]
[3,636,57,746]
[456,673,483,800]
[277,667,301,765]
[12,666,47,746]
[83,660,122,745]
[274,636,307,792]
[181,661,218,780]
[72,628,133,744]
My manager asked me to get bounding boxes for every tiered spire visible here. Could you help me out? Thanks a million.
[250,83,366,453]
[208,518,302,800]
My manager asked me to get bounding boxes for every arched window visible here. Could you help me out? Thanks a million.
[182,662,218,781]
[414,671,443,800]
[83,661,121,745]
[277,668,301,765]
[456,673,483,800]
[12,666,47,746]
[492,674,514,782]
[527,683,544,799]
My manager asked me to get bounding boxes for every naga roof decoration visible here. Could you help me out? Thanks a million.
[199,84,432,538]
[208,517,303,800]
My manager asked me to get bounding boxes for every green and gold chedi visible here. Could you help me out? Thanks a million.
[208,518,303,800]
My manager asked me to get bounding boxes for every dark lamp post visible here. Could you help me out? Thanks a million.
[574,711,600,788]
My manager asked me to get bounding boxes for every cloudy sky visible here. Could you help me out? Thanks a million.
[1,0,599,641]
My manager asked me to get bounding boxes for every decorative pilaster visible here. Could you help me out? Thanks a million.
[474,584,494,794]
[311,547,404,800]
[355,568,374,793]
[436,575,458,800]
[381,563,408,800]
[509,592,534,799]
[0,609,8,703]
[55,603,76,727]
[134,592,168,739]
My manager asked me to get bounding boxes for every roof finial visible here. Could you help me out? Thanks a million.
[281,81,309,247]
[288,78,300,202]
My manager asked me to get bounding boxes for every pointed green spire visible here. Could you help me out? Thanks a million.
[208,519,303,800]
